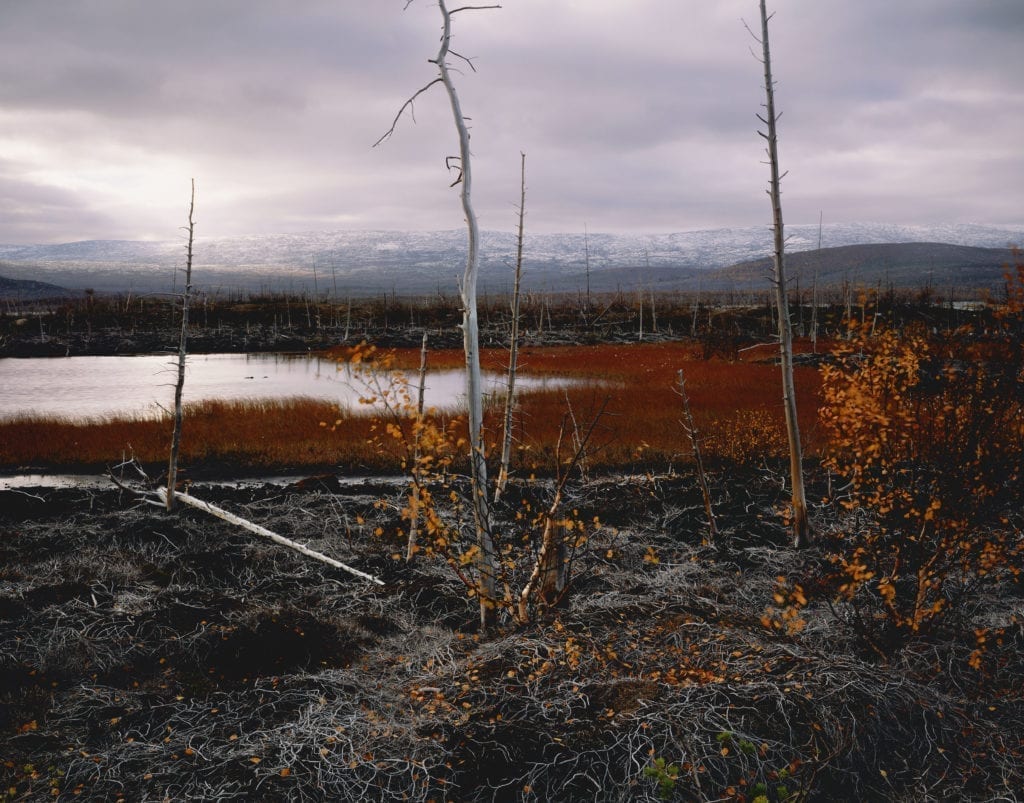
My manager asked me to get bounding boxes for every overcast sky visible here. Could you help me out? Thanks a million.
[0,0,1021,244]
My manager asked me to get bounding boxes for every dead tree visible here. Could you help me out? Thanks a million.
[495,151,526,504]
[406,331,429,562]
[753,0,811,547]
[516,399,608,623]
[677,369,718,543]
[811,210,822,353]
[377,0,501,627]
[166,180,195,511]
[157,487,383,585]
[583,223,592,312]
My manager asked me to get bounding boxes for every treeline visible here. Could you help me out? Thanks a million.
[0,280,1010,357]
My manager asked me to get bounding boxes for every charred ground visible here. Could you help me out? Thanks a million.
[2,469,1021,801]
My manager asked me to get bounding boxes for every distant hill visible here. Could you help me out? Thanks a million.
[693,242,1018,294]
[0,273,73,301]
[0,223,1019,296]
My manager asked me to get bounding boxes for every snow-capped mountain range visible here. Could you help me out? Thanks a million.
[0,223,1020,296]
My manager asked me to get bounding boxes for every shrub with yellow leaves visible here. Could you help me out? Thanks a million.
[327,341,604,626]
[818,295,1023,657]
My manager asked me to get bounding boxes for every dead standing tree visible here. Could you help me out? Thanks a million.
[376,0,501,627]
[495,151,526,504]
[166,179,196,511]
[752,0,811,547]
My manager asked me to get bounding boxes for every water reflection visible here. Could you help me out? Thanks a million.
[0,353,567,421]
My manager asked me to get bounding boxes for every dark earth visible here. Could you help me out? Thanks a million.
[2,468,1021,801]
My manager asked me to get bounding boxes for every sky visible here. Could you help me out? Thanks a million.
[0,0,1021,244]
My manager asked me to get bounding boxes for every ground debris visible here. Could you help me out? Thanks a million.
[1,474,1021,801]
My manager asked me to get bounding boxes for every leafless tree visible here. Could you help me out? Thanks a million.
[811,210,822,353]
[495,152,526,504]
[376,0,501,626]
[516,399,608,622]
[752,0,811,547]
[677,368,719,543]
[406,331,429,562]
[166,179,195,511]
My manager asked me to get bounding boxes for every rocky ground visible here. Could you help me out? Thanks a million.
[1,470,1022,801]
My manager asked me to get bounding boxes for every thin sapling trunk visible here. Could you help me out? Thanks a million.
[677,368,719,543]
[756,0,811,547]
[406,331,429,562]
[495,151,526,504]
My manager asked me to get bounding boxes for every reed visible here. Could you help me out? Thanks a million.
[0,343,821,475]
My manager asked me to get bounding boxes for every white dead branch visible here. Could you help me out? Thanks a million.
[155,486,384,585]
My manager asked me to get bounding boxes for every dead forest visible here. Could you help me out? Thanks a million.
[2,0,1023,798]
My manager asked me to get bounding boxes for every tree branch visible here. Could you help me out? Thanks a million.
[449,4,502,13]
[372,77,444,147]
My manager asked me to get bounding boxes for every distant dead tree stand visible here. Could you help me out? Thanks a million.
[376,0,502,628]
[166,179,195,511]
[752,0,811,548]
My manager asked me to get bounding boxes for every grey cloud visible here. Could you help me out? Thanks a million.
[0,0,1019,243]
[0,162,119,243]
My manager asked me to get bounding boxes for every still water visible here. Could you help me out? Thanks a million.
[0,353,558,421]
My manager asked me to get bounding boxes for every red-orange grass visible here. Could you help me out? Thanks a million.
[1,342,821,474]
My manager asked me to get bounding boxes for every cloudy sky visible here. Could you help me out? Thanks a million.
[0,0,1021,244]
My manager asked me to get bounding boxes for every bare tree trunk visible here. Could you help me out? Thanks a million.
[377,0,501,626]
[156,487,383,585]
[677,369,718,543]
[757,0,811,547]
[166,180,195,511]
[517,488,567,622]
[691,276,702,337]
[583,223,592,312]
[516,401,607,623]
[811,211,821,353]
[406,331,429,562]
[435,0,499,626]
[495,152,526,504]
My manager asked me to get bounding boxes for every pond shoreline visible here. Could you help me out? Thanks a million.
[0,469,408,492]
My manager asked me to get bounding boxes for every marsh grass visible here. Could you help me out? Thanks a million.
[0,343,821,474]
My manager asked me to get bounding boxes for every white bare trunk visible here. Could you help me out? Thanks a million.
[435,0,498,625]
[156,487,383,585]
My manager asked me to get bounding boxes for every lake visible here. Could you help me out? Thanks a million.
[0,353,562,421]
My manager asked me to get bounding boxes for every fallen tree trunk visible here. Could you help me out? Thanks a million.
[155,486,384,585]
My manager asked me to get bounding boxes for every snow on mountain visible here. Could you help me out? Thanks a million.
[1,223,1020,295]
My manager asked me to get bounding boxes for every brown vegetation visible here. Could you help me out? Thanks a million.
[2,268,1023,799]
[0,341,821,476]
[1,468,1020,801]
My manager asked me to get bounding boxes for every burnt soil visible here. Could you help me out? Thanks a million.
[1,471,1022,801]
